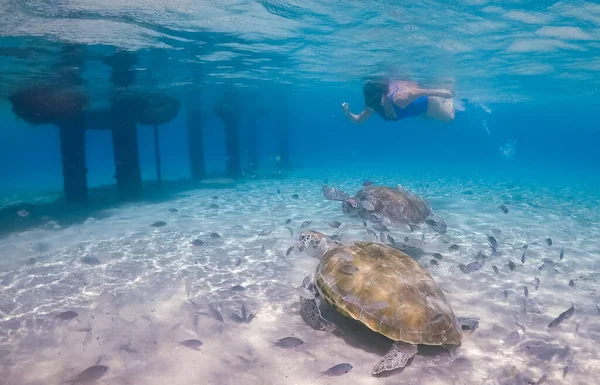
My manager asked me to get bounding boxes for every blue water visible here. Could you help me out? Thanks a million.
[0,1,599,384]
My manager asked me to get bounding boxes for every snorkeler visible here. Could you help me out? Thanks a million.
[342,78,456,124]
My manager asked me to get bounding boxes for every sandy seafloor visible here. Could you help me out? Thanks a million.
[1,166,599,385]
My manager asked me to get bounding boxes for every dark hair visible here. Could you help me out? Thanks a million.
[362,77,389,109]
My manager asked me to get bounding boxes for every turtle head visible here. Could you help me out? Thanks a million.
[342,198,361,216]
[297,231,336,259]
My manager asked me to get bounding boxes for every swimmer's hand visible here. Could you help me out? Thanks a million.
[341,102,350,116]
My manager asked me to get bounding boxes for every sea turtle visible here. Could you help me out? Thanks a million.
[296,230,478,375]
[322,184,447,233]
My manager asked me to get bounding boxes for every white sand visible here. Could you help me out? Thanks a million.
[0,167,599,385]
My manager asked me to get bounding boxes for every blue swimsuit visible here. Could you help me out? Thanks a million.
[385,87,429,121]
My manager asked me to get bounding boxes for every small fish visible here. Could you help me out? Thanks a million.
[210,232,221,239]
[499,204,508,214]
[487,235,498,249]
[328,221,342,228]
[284,219,291,225]
[340,264,359,275]
[35,242,50,253]
[459,260,484,273]
[66,365,109,384]
[291,194,299,200]
[533,277,540,290]
[492,265,499,274]
[535,374,547,385]
[449,244,460,251]
[273,336,304,348]
[261,244,266,254]
[504,330,520,345]
[294,285,316,300]
[259,229,272,236]
[234,258,242,267]
[17,209,30,217]
[548,302,575,328]
[26,257,36,265]
[379,232,386,242]
[362,221,367,227]
[339,252,354,262]
[361,201,375,211]
[231,285,245,291]
[429,259,440,267]
[524,286,529,297]
[81,256,101,265]
[179,339,203,350]
[568,279,575,287]
[320,363,353,377]
[197,303,224,323]
[191,239,203,246]
[285,226,294,237]
[300,220,312,228]
[559,247,564,260]
[503,290,509,298]
[373,224,388,232]
[596,303,600,313]
[151,221,167,227]
[508,261,516,271]
[545,237,552,246]
[538,262,546,270]
[168,208,178,212]
[56,311,78,320]
[563,365,570,378]
[363,180,373,186]
[521,252,526,264]
[366,229,376,236]
[330,234,339,240]
[209,203,219,209]
[432,252,443,260]
[277,189,280,194]
[212,195,218,200]
[286,246,294,256]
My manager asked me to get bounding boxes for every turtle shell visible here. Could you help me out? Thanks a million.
[315,241,462,345]
[354,185,432,225]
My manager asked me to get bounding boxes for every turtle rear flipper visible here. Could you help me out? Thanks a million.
[322,186,350,201]
[457,317,479,331]
[371,341,418,375]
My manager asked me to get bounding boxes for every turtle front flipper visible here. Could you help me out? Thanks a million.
[457,317,480,331]
[371,341,418,375]
[299,274,338,333]
[322,186,350,201]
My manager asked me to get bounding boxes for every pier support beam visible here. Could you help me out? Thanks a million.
[187,99,206,179]
[214,96,242,179]
[59,113,88,202]
[276,101,291,170]
[104,52,142,200]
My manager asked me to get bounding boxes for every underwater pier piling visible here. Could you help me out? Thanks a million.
[214,96,242,179]
[187,97,206,179]
[276,101,291,170]
[104,51,142,200]
[135,93,181,184]
[247,106,271,171]
[9,86,89,202]
[8,43,90,203]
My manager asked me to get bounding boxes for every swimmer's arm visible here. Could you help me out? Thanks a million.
[342,104,373,124]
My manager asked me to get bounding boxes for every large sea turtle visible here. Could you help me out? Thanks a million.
[296,230,478,375]
[322,184,447,233]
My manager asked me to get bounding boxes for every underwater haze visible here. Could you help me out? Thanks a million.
[0,1,599,385]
